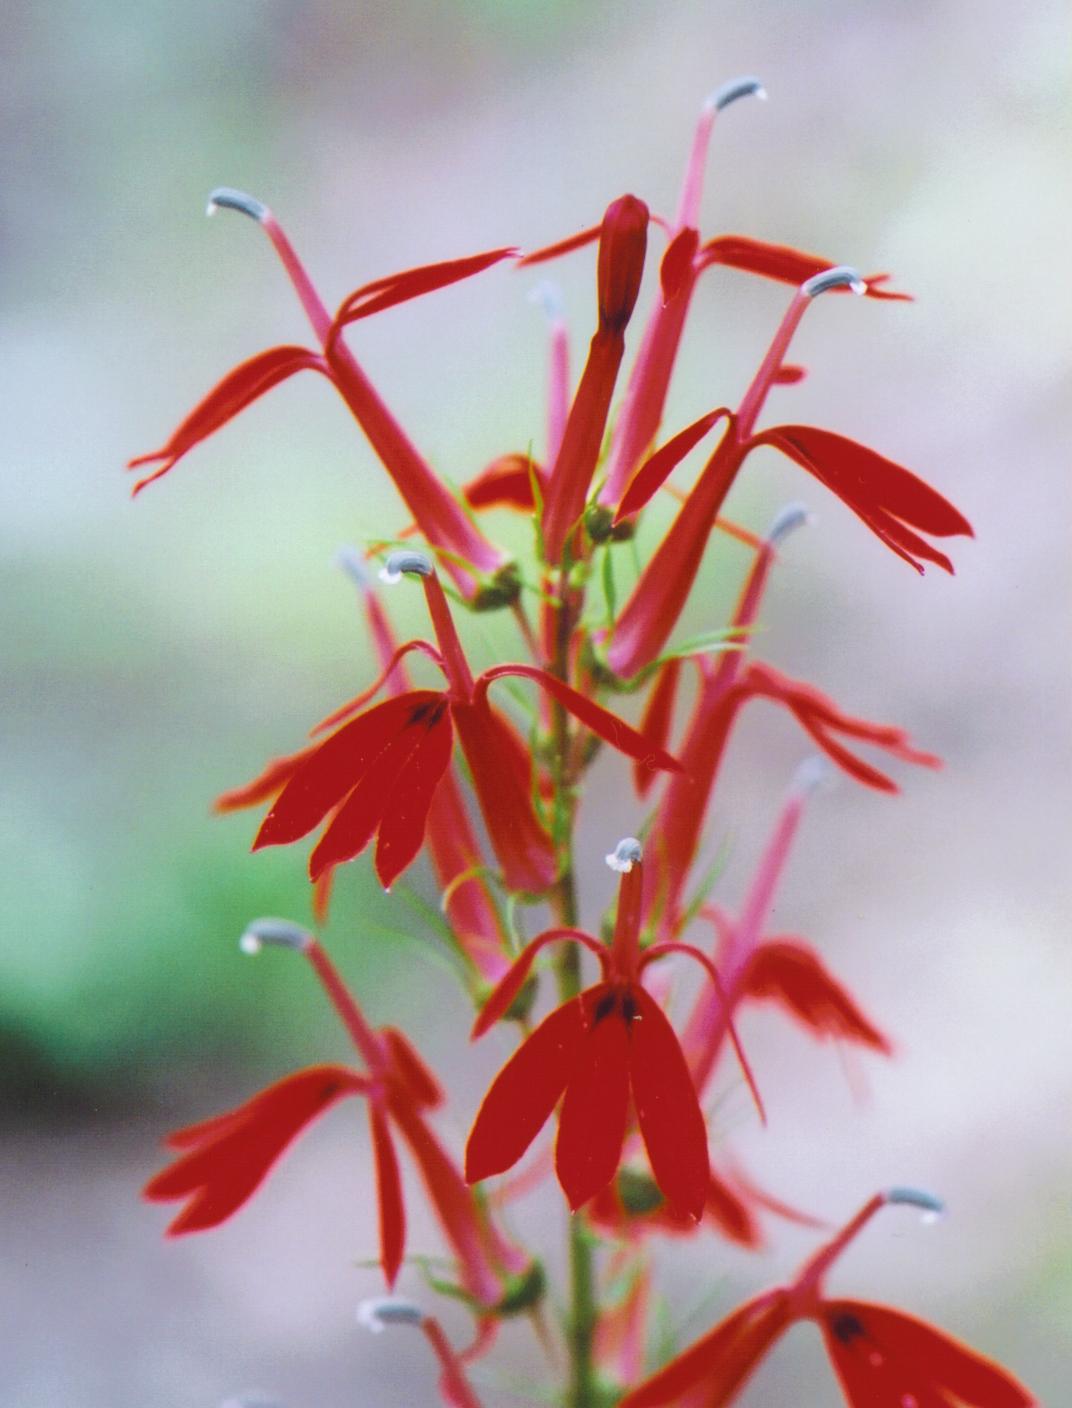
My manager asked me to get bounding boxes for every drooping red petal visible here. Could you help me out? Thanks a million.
[368,1100,406,1288]
[128,346,329,494]
[752,424,972,574]
[465,996,587,1185]
[373,700,454,889]
[471,926,609,1040]
[254,690,444,850]
[627,985,709,1221]
[555,985,632,1211]
[213,743,318,813]
[633,658,683,797]
[615,408,733,520]
[744,940,893,1053]
[309,639,448,737]
[479,665,683,772]
[382,1027,444,1110]
[820,1301,1037,1408]
[705,1168,764,1248]
[144,1065,364,1235]
[330,246,518,332]
[697,235,912,301]
[463,453,544,512]
[451,695,558,895]
[619,1291,793,1408]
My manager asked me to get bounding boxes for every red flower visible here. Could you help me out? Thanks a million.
[465,840,761,1219]
[605,265,972,679]
[145,920,524,1305]
[130,188,515,601]
[236,552,680,895]
[620,1189,1037,1407]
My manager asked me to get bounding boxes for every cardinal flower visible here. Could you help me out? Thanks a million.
[144,920,528,1307]
[129,188,515,602]
[465,839,762,1219]
[233,551,680,896]
[620,1187,1037,1408]
[605,263,972,679]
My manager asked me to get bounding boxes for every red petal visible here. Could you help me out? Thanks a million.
[480,665,683,772]
[331,246,518,330]
[744,941,892,1052]
[310,639,447,737]
[254,691,443,850]
[615,408,732,521]
[369,1101,406,1289]
[821,1301,1037,1408]
[465,996,587,1184]
[472,927,608,1040]
[660,226,700,304]
[628,985,709,1221]
[698,235,912,301]
[463,453,544,512]
[517,221,602,267]
[128,346,328,494]
[706,1168,763,1248]
[620,1291,793,1407]
[754,423,972,572]
[633,659,683,798]
[555,986,631,1210]
[382,1027,444,1109]
[213,742,317,813]
[373,701,454,889]
[144,1066,362,1234]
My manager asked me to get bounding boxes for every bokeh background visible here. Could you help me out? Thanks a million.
[3,0,1070,1403]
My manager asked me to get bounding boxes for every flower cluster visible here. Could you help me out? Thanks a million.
[135,78,1034,1408]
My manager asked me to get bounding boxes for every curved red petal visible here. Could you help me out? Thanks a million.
[628,985,709,1221]
[369,1101,406,1289]
[332,247,518,329]
[620,1291,792,1407]
[254,691,442,850]
[633,658,683,797]
[382,1027,444,1109]
[744,940,893,1053]
[472,927,608,1040]
[660,226,700,304]
[463,453,544,512]
[615,408,731,521]
[213,742,318,813]
[555,986,631,1210]
[465,996,586,1184]
[698,235,911,301]
[517,220,602,267]
[373,703,454,889]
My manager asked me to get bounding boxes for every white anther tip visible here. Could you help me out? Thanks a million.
[380,549,433,584]
[606,836,643,873]
[357,1297,424,1334]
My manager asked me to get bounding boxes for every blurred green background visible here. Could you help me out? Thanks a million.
[3,0,1070,1403]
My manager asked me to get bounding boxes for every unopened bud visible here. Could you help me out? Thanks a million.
[239,917,312,955]
[709,75,768,112]
[802,265,867,298]
[379,549,433,584]
[356,1297,425,1334]
[206,187,268,223]
[606,836,643,873]
[597,194,649,334]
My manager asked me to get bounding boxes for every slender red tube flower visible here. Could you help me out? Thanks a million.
[620,1188,1037,1407]
[540,194,648,563]
[240,552,680,895]
[357,1298,486,1408]
[144,920,524,1306]
[465,840,761,1219]
[681,760,892,1100]
[129,188,514,601]
[606,266,972,679]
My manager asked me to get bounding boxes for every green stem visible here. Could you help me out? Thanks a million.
[548,573,599,1408]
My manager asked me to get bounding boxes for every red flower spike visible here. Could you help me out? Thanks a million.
[128,345,330,495]
[750,423,974,574]
[621,1190,1038,1408]
[143,1065,367,1236]
[192,190,508,598]
[467,844,722,1219]
[328,245,519,334]
[697,234,912,301]
[541,194,648,563]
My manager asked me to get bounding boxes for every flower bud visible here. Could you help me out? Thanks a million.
[598,195,649,335]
